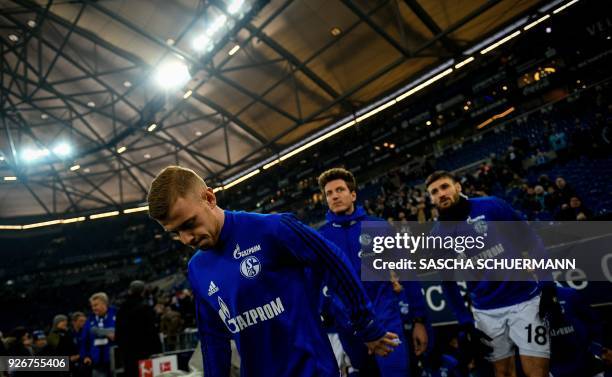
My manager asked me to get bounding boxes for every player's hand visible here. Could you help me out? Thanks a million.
[412,322,428,356]
[365,332,399,357]
[83,357,92,365]
[107,332,115,341]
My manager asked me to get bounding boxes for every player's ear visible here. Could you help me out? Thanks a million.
[204,186,217,207]
[455,181,462,193]
[350,190,357,203]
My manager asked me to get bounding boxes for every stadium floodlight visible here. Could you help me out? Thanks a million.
[356,100,397,123]
[395,68,454,103]
[0,225,22,230]
[263,159,280,170]
[4,176,17,181]
[61,217,86,224]
[553,0,579,14]
[207,15,228,36]
[280,120,357,162]
[213,187,223,193]
[117,146,127,154]
[183,90,193,99]
[124,206,149,214]
[154,61,191,89]
[228,45,241,56]
[22,147,50,162]
[90,211,120,220]
[147,123,157,132]
[70,164,80,171]
[193,34,212,52]
[480,30,521,55]
[228,0,245,14]
[455,56,475,69]
[52,142,71,157]
[524,14,551,30]
[22,220,62,230]
[223,169,260,190]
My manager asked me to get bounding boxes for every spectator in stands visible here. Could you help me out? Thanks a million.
[533,185,548,213]
[81,292,116,377]
[505,145,523,174]
[160,305,184,351]
[5,327,33,356]
[47,314,79,361]
[521,186,541,216]
[32,330,49,355]
[116,280,162,377]
[556,196,593,221]
[553,177,576,206]
[68,312,87,376]
[544,186,559,212]
[537,174,553,190]
[172,289,195,327]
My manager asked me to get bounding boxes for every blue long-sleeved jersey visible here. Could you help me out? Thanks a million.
[550,287,603,377]
[433,197,542,319]
[319,206,428,377]
[319,206,427,330]
[188,210,386,377]
[80,307,117,366]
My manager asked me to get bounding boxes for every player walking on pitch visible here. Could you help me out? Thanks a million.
[147,166,399,377]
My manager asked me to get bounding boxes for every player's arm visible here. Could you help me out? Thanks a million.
[440,282,473,325]
[403,281,428,322]
[189,268,231,377]
[276,214,397,354]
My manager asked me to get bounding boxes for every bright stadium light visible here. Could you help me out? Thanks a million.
[228,45,241,56]
[206,15,228,36]
[553,0,579,14]
[480,30,521,55]
[22,147,49,162]
[193,34,212,52]
[147,123,157,132]
[524,14,551,30]
[154,61,191,89]
[4,176,17,181]
[90,211,120,220]
[124,206,149,214]
[223,169,260,190]
[228,0,245,14]
[52,142,71,157]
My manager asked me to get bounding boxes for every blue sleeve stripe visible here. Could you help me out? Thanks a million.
[280,215,371,328]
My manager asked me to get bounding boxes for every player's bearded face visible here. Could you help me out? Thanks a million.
[427,178,461,211]
[324,179,356,215]
[163,186,221,250]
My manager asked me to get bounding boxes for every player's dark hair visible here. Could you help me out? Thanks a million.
[425,170,457,188]
[318,168,357,194]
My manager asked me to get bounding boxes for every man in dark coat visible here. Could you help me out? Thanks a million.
[115,281,162,377]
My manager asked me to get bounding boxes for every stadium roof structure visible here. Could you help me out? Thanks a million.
[0,0,560,219]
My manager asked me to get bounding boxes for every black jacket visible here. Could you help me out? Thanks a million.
[115,295,162,359]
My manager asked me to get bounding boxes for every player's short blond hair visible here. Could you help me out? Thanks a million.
[147,166,207,221]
